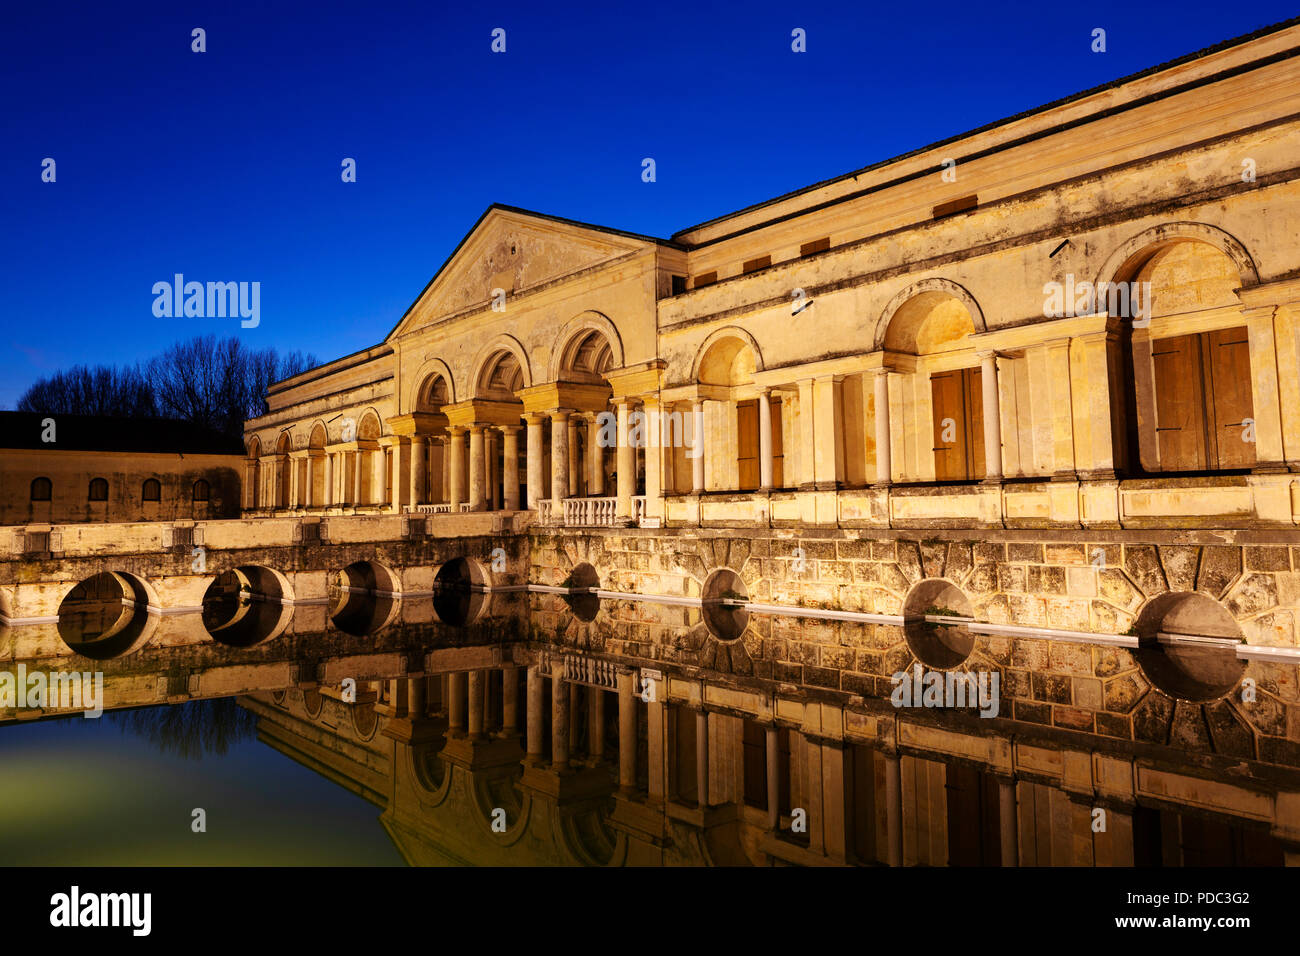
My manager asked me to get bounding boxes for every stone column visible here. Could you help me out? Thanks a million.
[567,416,580,497]
[589,688,605,760]
[448,427,465,510]
[502,667,518,733]
[468,670,484,738]
[999,777,1019,867]
[696,709,709,808]
[873,369,892,484]
[617,671,636,792]
[373,446,386,506]
[616,400,634,520]
[978,350,1003,480]
[289,458,300,507]
[643,396,662,519]
[766,726,780,830]
[487,428,500,510]
[448,671,467,736]
[304,455,315,508]
[526,666,544,763]
[691,400,706,494]
[349,450,361,506]
[525,414,544,510]
[439,437,451,504]
[502,425,521,510]
[408,677,425,721]
[409,436,426,507]
[469,425,486,511]
[647,697,666,804]
[324,454,334,506]
[759,388,774,491]
[588,414,605,496]
[551,671,569,772]
[885,753,903,866]
[551,411,571,510]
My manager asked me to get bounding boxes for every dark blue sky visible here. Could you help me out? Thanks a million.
[3,1,1295,408]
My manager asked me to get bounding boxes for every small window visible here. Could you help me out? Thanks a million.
[142,478,161,502]
[800,237,830,257]
[670,274,688,296]
[742,255,771,275]
[933,194,978,220]
[30,477,52,501]
[192,479,210,502]
[88,478,108,502]
[693,271,717,289]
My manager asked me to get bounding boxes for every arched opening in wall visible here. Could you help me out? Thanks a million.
[883,292,982,482]
[201,566,293,647]
[701,568,749,642]
[246,436,261,509]
[902,578,975,669]
[433,558,486,626]
[273,432,292,507]
[693,334,763,494]
[1110,240,1255,475]
[557,329,617,498]
[474,352,526,511]
[88,477,108,502]
[329,560,401,636]
[413,373,452,506]
[30,477,51,501]
[57,572,158,659]
[353,412,383,508]
[1131,591,1246,702]
[562,562,600,622]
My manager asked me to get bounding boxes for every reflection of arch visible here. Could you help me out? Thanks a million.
[410,357,457,411]
[58,571,161,660]
[874,278,986,352]
[329,560,402,636]
[1131,591,1246,702]
[549,311,625,381]
[691,326,763,384]
[201,566,294,647]
[1095,222,1259,291]
[902,578,975,669]
[470,334,533,396]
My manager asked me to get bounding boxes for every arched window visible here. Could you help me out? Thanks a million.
[88,478,108,501]
[142,478,161,502]
[193,479,210,502]
[30,477,52,501]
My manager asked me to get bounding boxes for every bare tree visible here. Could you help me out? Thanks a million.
[17,337,318,438]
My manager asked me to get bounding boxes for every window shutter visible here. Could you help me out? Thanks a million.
[931,371,968,480]
[1151,332,1208,471]
[1205,327,1255,469]
[964,367,985,479]
[736,400,759,490]
[771,400,785,489]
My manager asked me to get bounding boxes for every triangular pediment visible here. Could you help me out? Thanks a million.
[387,206,659,340]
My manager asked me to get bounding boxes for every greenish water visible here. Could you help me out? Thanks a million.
[0,700,403,866]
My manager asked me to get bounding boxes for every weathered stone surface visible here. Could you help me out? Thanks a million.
[1098,569,1143,611]
[1105,671,1149,713]
[1032,672,1073,704]
[1204,700,1256,758]
[1225,573,1278,619]
[1243,690,1288,736]
[1245,546,1291,572]
[1123,546,1166,598]
[1053,706,1095,732]
[896,541,922,583]
[919,540,947,578]
[1196,546,1241,598]
[1132,692,1173,743]
[1008,542,1043,563]
[1169,701,1214,753]
[945,542,974,583]
[1158,545,1200,593]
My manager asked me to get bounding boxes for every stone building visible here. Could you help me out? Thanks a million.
[0,412,243,527]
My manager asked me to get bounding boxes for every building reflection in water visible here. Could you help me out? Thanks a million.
[6,585,1297,867]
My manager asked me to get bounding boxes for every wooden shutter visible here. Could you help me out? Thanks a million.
[932,368,983,480]
[1205,326,1255,469]
[932,371,968,480]
[1152,332,1208,471]
[742,720,767,809]
[737,400,759,490]
[771,399,784,488]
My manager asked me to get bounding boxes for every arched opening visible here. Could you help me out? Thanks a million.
[1131,592,1246,702]
[562,562,600,622]
[903,578,975,669]
[30,477,51,502]
[274,432,292,507]
[474,352,526,511]
[201,566,293,647]
[192,479,210,502]
[688,333,772,495]
[354,412,383,508]
[433,558,486,627]
[556,330,617,500]
[142,478,161,502]
[307,422,327,507]
[883,292,983,482]
[1113,239,1255,475]
[701,568,749,642]
[57,571,158,659]
[88,477,108,502]
[329,560,402,636]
